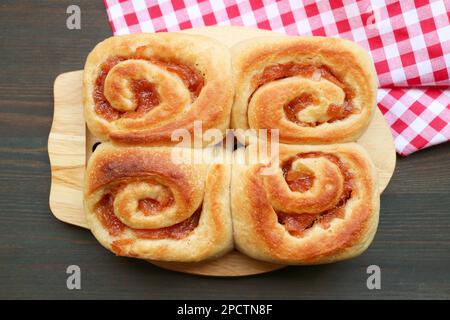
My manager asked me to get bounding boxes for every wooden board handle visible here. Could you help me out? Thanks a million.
[48,26,396,276]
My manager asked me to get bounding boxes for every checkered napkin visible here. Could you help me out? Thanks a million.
[104,0,450,155]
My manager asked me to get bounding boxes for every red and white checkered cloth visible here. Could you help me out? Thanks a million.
[104,0,450,155]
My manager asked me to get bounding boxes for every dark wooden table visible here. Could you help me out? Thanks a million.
[0,1,449,300]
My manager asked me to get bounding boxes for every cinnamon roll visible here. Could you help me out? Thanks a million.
[231,36,378,144]
[231,143,379,264]
[84,143,233,262]
[83,33,234,146]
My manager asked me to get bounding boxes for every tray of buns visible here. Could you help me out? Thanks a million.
[49,26,396,276]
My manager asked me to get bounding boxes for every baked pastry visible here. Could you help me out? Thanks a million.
[84,143,233,262]
[231,36,378,144]
[231,143,379,264]
[83,33,234,146]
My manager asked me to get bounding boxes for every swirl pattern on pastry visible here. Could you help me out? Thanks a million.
[83,33,234,146]
[231,143,379,264]
[84,143,233,262]
[231,36,378,144]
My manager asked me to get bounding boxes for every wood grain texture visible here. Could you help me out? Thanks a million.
[48,26,396,276]
[1,0,449,298]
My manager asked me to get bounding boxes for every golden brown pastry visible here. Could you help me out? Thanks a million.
[231,143,379,265]
[83,33,234,146]
[231,36,378,144]
[84,143,233,262]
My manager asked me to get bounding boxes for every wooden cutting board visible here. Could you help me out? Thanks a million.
[48,26,396,276]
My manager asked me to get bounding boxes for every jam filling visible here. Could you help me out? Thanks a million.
[134,208,201,240]
[94,57,126,121]
[123,79,160,119]
[93,49,204,121]
[283,93,316,127]
[94,183,199,240]
[282,158,315,193]
[277,152,353,236]
[95,192,125,237]
[137,194,174,216]
[253,62,356,126]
